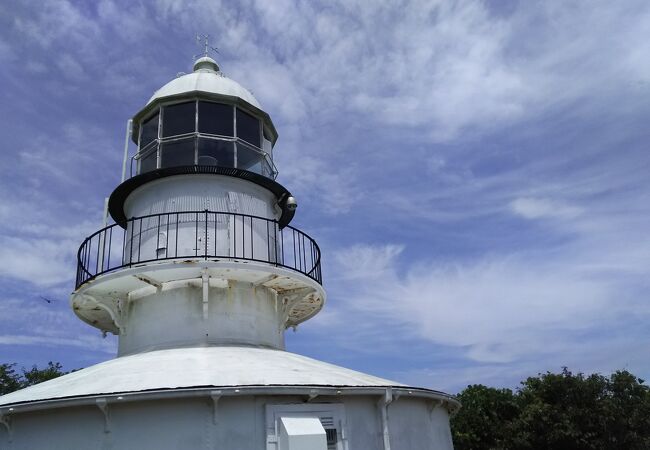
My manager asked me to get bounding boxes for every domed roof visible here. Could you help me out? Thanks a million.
[0,347,455,410]
[146,56,261,109]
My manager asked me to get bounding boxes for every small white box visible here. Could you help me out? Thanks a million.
[279,416,327,450]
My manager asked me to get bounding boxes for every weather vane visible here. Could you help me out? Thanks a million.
[195,33,219,60]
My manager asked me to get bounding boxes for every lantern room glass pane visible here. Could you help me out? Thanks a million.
[139,147,158,174]
[198,102,233,136]
[162,102,196,137]
[198,138,235,168]
[236,109,261,147]
[140,112,159,148]
[160,137,196,168]
[237,143,263,174]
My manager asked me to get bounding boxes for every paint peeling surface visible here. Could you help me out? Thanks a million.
[0,347,405,406]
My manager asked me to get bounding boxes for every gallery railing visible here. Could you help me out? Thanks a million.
[76,210,322,288]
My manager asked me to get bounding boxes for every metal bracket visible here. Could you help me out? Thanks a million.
[281,287,315,327]
[428,399,444,416]
[254,274,278,287]
[133,274,162,291]
[0,411,12,442]
[210,390,222,425]
[307,389,319,402]
[79,294,124,335]
[96,398,110,433]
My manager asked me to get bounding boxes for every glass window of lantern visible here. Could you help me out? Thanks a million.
[139,147,158,174]
[162,101,196,137]
[198,101,233,136]
[261,158,274,178]
[198,138,235,168]
[236,143,263,174]
[140,112,159,148]
[160,137,196,168]
[236,108,261,147]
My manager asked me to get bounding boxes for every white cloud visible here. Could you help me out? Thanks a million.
[0,334,113,353]
[13,0,99,51]
[334,244,404,280]
[0,236,76,287]
[0,298,116,355]
[319,242,650,387]
[510,197,582,220]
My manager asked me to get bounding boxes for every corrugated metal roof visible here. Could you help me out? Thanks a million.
[0,347,404,406]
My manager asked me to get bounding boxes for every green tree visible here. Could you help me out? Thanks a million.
[603,370,650,449]
[508,369,611,450]
[451,368,650,450]
[0,361,67,395]
[0,364,21,395]
[21,361,66,386]
[451,384,519,450]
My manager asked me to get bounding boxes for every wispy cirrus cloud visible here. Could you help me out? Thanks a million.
[304,241,650,390]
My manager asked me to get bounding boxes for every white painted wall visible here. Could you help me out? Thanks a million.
[118,281,285,355]
[124,175,279,219]
[0,395,455,450]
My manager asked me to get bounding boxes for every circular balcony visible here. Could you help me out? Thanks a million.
[76,210,322,289]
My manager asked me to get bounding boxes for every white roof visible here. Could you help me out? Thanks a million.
[147,57,261,109]
[0,347,404,406]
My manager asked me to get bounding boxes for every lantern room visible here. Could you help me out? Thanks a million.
[129,56,278,179]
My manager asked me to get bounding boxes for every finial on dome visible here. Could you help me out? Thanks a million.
[194,33,220,72]
[193,56,220,73]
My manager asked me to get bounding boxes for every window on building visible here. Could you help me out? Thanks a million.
[162,101,196,137]
[198,138,235,168]
[139,147,158,174]
[236,143,263,173]
[160,138,195,168]
[236,108,261,147]
[140,112,159,148]
[198,101,233,136]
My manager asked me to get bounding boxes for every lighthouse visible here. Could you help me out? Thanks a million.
[0,51,459,449]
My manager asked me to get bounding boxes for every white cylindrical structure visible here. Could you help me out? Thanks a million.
[118,281,285,355]
[123,175,280,220]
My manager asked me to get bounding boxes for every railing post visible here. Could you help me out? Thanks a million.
[204,209,208,259]
[266,220,270,263]
[129,219,134,267]
[106,227,113,271]
[195,212,199,257]
[137,218,143,263]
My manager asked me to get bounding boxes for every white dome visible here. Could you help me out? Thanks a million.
[147,56,261,109]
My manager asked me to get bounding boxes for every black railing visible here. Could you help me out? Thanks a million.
[76,210,322,288]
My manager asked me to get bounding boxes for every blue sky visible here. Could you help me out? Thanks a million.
[1,0,649,393]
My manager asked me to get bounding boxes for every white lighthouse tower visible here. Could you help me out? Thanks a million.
[0,51,459,450]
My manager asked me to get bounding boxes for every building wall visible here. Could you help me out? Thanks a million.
[124,175,279,219]
[119,282,284,355]
[0,394,454,450]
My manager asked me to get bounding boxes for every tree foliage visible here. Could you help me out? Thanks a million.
[451,368,650,450]
[0,362,67,395]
